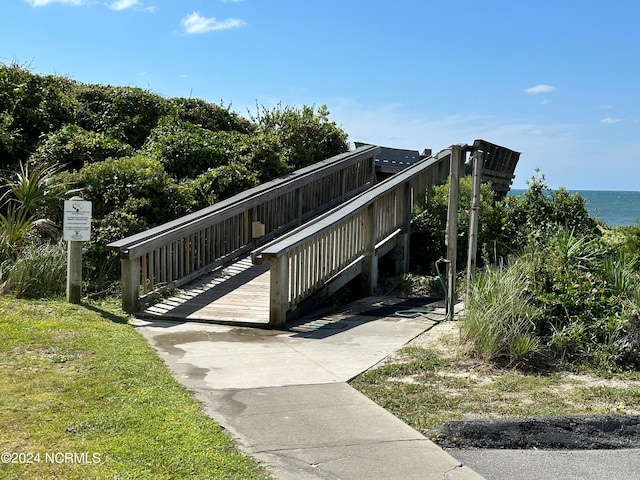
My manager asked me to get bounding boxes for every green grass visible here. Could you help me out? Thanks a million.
[0,297,270,480]
[351,345,640,433]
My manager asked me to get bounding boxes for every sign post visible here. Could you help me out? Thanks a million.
[63,197,92,304]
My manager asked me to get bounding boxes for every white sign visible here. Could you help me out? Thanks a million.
[63,200,92,241]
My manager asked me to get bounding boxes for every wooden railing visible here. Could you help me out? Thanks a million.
[253,148,454,328]
[108,145,379,313]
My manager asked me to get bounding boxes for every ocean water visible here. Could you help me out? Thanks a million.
[508,189,640,227]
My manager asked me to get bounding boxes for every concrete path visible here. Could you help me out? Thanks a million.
[133,298,485,479]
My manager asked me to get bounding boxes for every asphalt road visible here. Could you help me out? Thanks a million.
[451,448,640,480]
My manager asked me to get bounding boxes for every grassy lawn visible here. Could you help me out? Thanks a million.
[351,322,640,434]
[0,297,269,480]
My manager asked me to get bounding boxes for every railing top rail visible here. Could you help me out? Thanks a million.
[256,149,451,259]
[107,145,379,256]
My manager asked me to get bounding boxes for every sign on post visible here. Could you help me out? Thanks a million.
[64,198,92,304]
[63,200,92,241]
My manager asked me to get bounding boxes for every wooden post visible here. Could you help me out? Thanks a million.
[445,145,462,321]
[361,203,378,295]
[64,196,91,304]
[121,257,140,314]
[466,149,483,293]
[268,255,288,329]
[66,240,83,304]
[394,181,413,275]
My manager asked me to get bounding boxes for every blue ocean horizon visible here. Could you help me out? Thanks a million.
[508,189,640,227]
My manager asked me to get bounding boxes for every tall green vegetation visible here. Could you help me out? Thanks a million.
[0,161,68,297]
[447,174,640,372]
[0,62,350,297]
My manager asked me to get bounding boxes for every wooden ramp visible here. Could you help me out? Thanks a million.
[142,256,270,326]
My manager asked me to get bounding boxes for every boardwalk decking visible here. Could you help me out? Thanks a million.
[142,256,270,326]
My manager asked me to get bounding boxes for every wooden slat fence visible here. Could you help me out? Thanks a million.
[472,139,521,196]
[108,145,379,313]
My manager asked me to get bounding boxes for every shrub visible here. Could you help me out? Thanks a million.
[75,84,171,149]
[142,116,250,178]
[599,222,640,266]
[251,104,349,171]
[30,124,134,171]
[497,173,599,254]
[412,172,601,275]
[241,130,292,183]
[185,164,260,209]
[63,155,188,289]
[0,62,79,167]
[169,97,254,134]
[464,228,640,371]
[65,154,184,221]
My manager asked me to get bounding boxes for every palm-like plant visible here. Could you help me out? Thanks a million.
[0,204,34,261]
[0,161,68,263]
[0,161,67,217]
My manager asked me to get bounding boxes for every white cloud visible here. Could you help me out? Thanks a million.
[25,0,87,6]
[601,117,622,124]
[599,104,613,110]
[525,129,545,136]
[107,0,139,10]
[180,12,246,34]
[523,84,557,95]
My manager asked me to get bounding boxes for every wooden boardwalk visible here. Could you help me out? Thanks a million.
[142,256,270,326]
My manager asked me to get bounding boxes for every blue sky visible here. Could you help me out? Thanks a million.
[2,0,639,190]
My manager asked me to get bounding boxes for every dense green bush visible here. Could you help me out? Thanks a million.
[412,173,600,274]
[185,164,260,209]
[65,154,186,228]
[241,130,291,182]
[142,116,250,178]
[75,84,171,149]
[432,172,640,371]
[599,223,640,265]
[30,124,134,171]
[497,173,600,253]
[62,155,188,289]
[0,62,78,167]
[0,64,353,297]
[252,104,349,171]
[170,97,254,134]
[462,215,640,371]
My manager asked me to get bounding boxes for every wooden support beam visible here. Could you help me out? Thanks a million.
[445,145,463,321]
[466,149,483,293]
[121,257,140,314]
[361,203,378,295]
[268,255,288,329]
[394,181,413,275]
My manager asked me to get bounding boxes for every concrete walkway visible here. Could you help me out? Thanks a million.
[133,298,484,479]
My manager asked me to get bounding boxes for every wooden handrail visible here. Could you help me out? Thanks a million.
[255,150,454,327]
[108,145,379,312]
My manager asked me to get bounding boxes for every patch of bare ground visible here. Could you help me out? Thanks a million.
[394,319,640,449]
